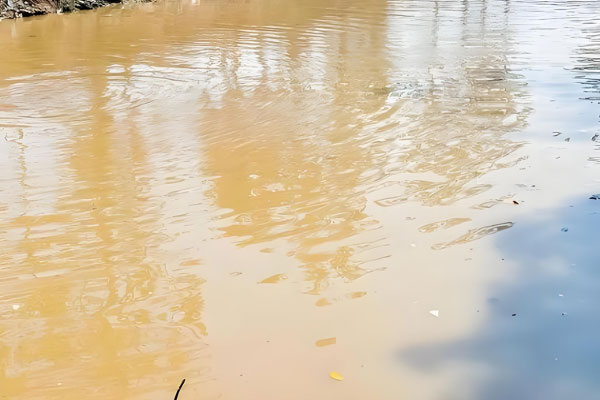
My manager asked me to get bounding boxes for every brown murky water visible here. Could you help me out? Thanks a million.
[1,0,600,399]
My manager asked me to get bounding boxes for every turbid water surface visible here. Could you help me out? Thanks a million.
[1,0,600,399]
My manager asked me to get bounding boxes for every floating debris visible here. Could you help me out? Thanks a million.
[553,131,562,137]
[329,371,344,381]
[316,337,336,347]
[590,194,600,200]
[512,313,517,317]
[561,227,569,232]
[592,134,599,142]
[429,310,440,318]
[12,304,20,311]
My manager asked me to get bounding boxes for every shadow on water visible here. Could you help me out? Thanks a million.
[400,197,600,399]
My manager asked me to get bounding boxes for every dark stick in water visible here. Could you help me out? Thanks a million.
[174,379,186,400]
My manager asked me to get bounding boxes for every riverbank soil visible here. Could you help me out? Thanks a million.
[1,0,129,19]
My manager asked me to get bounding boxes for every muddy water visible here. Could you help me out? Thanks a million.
[1,0,600,399]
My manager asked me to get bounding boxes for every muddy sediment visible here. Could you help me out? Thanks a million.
[1,0,126,18]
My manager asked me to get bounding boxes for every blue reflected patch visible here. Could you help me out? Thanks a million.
[400,197,600,400]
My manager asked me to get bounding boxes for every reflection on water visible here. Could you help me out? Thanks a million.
[0,0,599,398]
[431,222,514,250]
[402,199,600,400]
[198,0,529,295]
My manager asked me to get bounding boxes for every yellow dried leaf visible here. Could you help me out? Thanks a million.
[349,291,367,299]
[329,371,344,381]
[315,337,336,347]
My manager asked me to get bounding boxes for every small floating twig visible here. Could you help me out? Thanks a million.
[174,379,185,400]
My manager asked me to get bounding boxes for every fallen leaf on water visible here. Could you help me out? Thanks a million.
[348,291,367,299]
[316,337,336,347]
[330,371,344,381]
